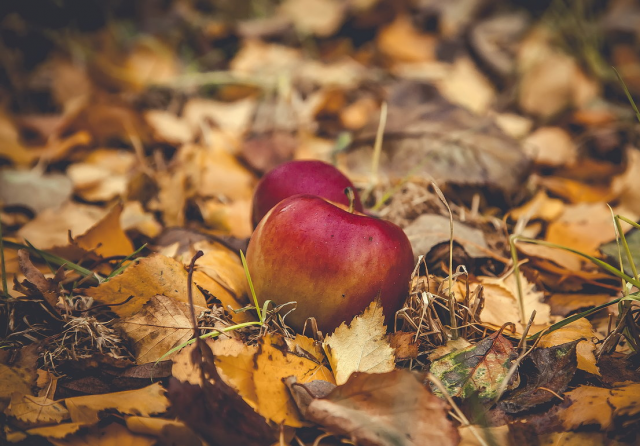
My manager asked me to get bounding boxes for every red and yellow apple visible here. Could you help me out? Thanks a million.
[251,160,363,227]
[245,194,414,334]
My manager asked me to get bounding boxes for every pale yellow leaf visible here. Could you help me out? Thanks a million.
[65,382,169,424]
[5,393,69,428]
[0,363,36,412]
[25,422,85,439]
[47,422,156,446]
[323,300,395,385]
[126,416,204,446]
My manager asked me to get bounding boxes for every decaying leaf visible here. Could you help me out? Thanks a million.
[5,393,70,428]
[64,382,169,424]
[0,363,37,411]
[16,249,63,311]
[85,254,207,317]
[560,382,640,430]
[116,294,207,364]
[499,340,580,413]
[300,370,459,446]
[389,332,419,360]
[538,319,600,375]
[345,81,530,196]
[430,331,517,400]
[323,300,395,385]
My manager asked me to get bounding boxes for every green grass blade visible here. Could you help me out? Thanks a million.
[0,219,8,298]
[613,66,640,123]
[240,250,262,323]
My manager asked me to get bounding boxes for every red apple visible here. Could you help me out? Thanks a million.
[251,160,364,227]
[246,194,414,334]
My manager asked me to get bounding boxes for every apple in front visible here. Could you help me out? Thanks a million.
[246,194,414,334]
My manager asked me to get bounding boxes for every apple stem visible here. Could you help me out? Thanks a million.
[344,187,355,213]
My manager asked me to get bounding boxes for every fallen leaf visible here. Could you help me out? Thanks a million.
[182,99,255,141]
[303,370,459,446]
[66,149,136,202]
[493,112,533,139]
[0,169,72,214]
[477,271,551,333]
[403,214,491,261]
[523,126,578,167]
[120,201,162,239]
[438,57,496,114]
[47,422,156,446]
[0,110,37,165]
[377,15,437,63]
[0,363,37,411]
[5,393,70,428]
[17,249,63,311]
[560,382,640,430]
[458,425,511,446]
[126,416,204,446]
[73,202,134,258]
[389,332,419,360]
[516,242,583,272]
[346,81,530,195]
[85,254,207,318]
[538,319,600,375]
[323,300,396,385]
[547,293,615,317]
[65,382,169,424]
[430,331,517,400]
[499,340,580,413]
[280,0,345,37]
[537,176,615,204]
[144,110,195,145]
[285,334,326,364]
[116,294,207,364]
[24,422,86,440]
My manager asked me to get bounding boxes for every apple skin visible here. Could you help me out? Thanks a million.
[246,194,414,334]
[251,160,364,227]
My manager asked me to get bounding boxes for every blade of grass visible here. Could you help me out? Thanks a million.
[0,218,8,298]
[613,66,640,123]
[240,250,263,323]
[106,244,147,279]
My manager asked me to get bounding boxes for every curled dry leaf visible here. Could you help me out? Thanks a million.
[64,382,170,424]
[429,331,517,400]
[301,370,459,446]
[560,382,640,430]
[323,300,396,385]
[116,294,207,364]
[85,254,207,318]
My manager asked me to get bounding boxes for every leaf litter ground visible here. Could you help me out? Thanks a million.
[2,1,640,445]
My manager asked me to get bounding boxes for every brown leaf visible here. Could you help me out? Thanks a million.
[389,332,419,360]
[17,249,61,310]
[304,370,459,446]
[64,382,169,424]
[323,300,395,385]
[377,15,437,63]
[116,294,207,364]
[125,416,204,446]
[538,319,600,375]
[46,422,157,446]
[85,254,207,318]
[73,202,134,258]
[0,363,37,412]
[346,81,530,195]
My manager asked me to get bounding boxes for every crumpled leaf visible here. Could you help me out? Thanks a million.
[499,339,580,413]
[429,331,517,400]
[64,382,169,424]
[538,319,600,375]
[116,294,207,364]
[323,300,395,385]
[296,370,459,446]
[47,422,156,446]
[85,254,207,317]
[345,81,530,196]
[5,393,70,428]
[560,382,640,430]
[0,169,72,214]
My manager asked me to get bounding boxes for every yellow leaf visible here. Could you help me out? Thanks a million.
[116,295,206,364]
[5,393,69,428]
[251,335,335,427]
[25,422,85,439]
[560,382,640,430]
[126,416,204,446]
[47,422,156,446]
[538,319,600,375]
[323,300,395,385]
[74,202,134,258]
[85,254,207,318]
[0,363,36,412]
[65,383,169,424]
[285,334,326,364]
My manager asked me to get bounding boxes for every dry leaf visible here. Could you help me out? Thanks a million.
[116,294,207,364]
[0,363,37,411]
[389,332,419,360]
[523,126,577,167]
[126,416,204,446]
[280,0,345,37]
[323,300,395,385]
[377,15,437,63]
[0,170,72,214]
[510,190,565,222]
[120,201,162,239]
[65,382,169,424]
[5,393,69,428]
[24,422,86,440]
[66,150,136,202]
[285,334,326,364]
[438,57,495,114]
[73,203,134,258]
[476,271,551,333]
[144,110,194,145]
[459,425,510,446]
[85,254,207,318]
[182,99,255,141]
[0,109,37,165]
[538,319,600,375]
[47,422,156,446]
[304,370,459,446]
[560,382,640,430]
